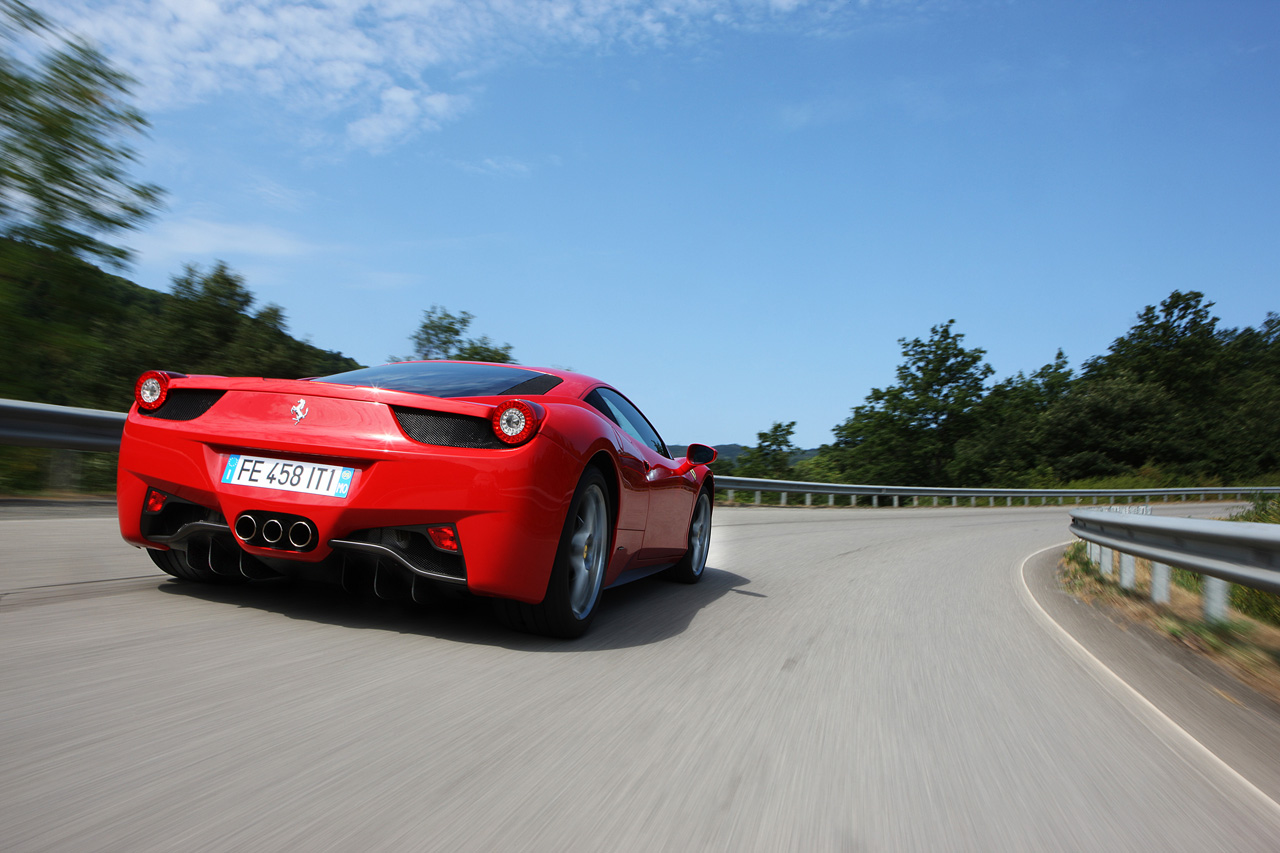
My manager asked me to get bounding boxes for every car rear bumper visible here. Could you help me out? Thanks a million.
[117,408,581,603]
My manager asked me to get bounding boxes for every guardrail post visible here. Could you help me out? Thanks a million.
[1150,562,1170,604]
[1099,546,1113,577]
[912,496,919,507]
[754,490,761,506]
[805,493,812,507]
[951,496,957,507]
[780,492,787,506]
[892,496,900,508]
[1203,577,1229,624]
[828,494,835,506]
[726,489,735,503]
[1119,552,1136,590]
[872,496,879,508]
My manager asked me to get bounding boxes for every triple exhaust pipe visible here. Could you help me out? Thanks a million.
[235,511,316,551]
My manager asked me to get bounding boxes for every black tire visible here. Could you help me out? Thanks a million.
[666,489,712,584]
[495,467,612,638]
[148,546,245,584]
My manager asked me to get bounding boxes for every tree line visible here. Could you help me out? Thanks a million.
[0,0,513,410]
[722,291,1280,490]
[0,2,511,490]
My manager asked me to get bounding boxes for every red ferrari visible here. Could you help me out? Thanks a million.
[117,361,717,637]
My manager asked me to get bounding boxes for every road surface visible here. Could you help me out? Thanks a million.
[3,502,1279,851]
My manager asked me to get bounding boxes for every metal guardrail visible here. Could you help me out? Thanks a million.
[0,399,126,452]
[1069,508,1280,595]
[1068,507,1280,623]
[4,397,1278,504]
[714,475,1280,507]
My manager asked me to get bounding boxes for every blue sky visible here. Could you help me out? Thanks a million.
[52,0,1280,449]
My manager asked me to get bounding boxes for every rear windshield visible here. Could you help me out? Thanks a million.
[312,362,560,398]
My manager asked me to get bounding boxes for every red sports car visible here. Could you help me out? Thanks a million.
[117,361,717,637]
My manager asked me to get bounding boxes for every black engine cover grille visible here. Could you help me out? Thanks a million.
[139,389,226,421]
[392,406,503,449]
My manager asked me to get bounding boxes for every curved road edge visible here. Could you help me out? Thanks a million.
[1020,542,1280,812]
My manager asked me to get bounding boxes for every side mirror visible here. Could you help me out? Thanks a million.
[671,443,717,476]
[686,443,717,466]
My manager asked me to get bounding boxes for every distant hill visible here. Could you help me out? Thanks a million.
[669,443,743,461]
[669,444,817,464]
[0,239,361,410]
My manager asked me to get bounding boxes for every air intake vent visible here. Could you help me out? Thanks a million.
[138,389,226,421]
[392,406,504,449]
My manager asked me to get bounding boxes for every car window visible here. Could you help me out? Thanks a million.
[313,361,561,398]
[587,388,670,459]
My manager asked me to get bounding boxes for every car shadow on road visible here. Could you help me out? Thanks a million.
[156,564,759,651]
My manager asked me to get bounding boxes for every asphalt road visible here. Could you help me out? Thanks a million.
[3,503,1280,852]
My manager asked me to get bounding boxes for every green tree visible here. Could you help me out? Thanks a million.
[830,320,993,485]
[1,0,162,266]
[398,304,514,363]
[1037,372,1176,481]
[1058,291,1238,481]
[452,335,515,363]
[949,351,1072,486]
[793,450,843,484]
[1083,291,1220,394]
[160,262,256,370]
[95,261,358,384]
[735,421,798,480]
[1211,312,1280,478]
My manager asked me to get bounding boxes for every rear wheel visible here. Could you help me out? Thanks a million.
[495,467,612,638]
[148,546,245,584]
[666,489,711,584]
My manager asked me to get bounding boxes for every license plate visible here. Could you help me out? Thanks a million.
[221,454,355,499]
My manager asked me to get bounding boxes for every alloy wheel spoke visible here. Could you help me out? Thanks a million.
[568,487,606,616]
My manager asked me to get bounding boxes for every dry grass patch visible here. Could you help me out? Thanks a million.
[1060,541,1280,706]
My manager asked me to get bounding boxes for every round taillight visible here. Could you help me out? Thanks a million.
[135,371,170,411]
[491,399,542,445]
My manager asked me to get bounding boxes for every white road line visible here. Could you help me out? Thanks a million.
[1018,541,1280,818]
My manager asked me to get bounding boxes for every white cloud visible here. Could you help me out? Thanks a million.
[453,155,534,177]
[132,217,319,264]
[345,86,470,150]
[51,1,908,152]
[250,178,313,212]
